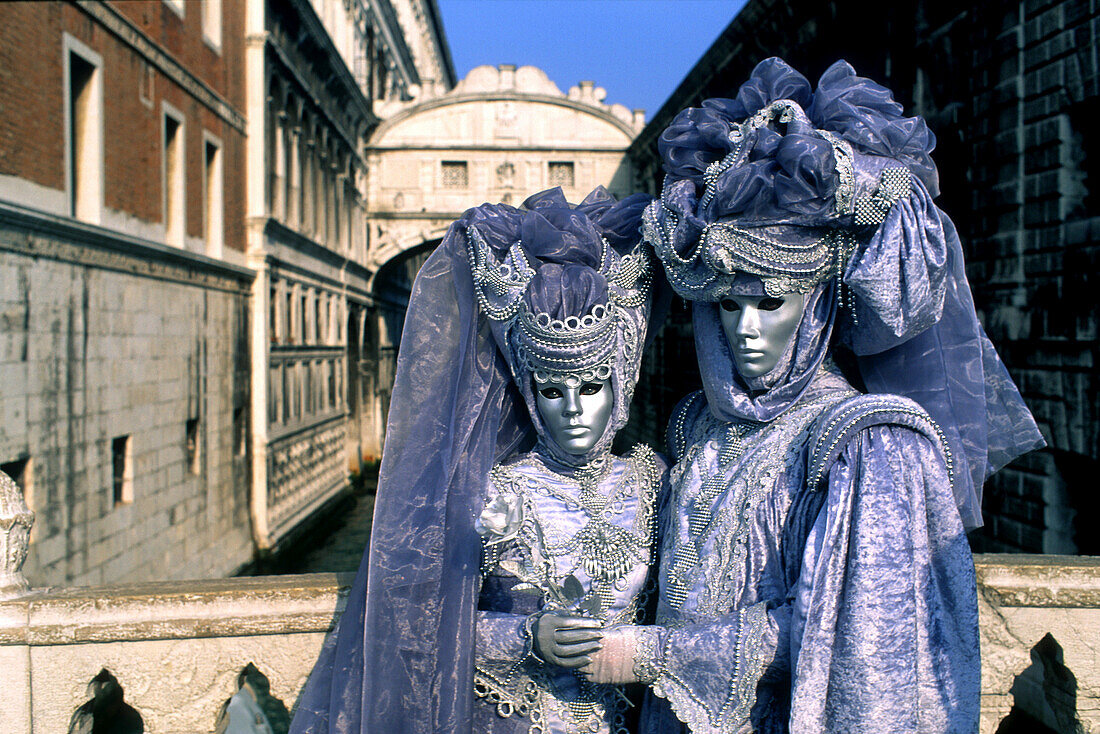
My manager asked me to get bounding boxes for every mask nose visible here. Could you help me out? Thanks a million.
[561,388,582,417]
[735,305,761,340]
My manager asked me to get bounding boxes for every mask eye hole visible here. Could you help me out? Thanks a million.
[538,386,563,400]
[719,298,740,312]
[758,297,785,311]
[579,382,603,396]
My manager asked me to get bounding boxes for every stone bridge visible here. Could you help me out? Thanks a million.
[2,472,1100,732]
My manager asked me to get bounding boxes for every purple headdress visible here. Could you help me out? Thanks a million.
[645,57,1043,529]
[465,186,653,467]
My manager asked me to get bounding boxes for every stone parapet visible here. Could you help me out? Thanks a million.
[0,572,351,733]
[0,555,1096,732]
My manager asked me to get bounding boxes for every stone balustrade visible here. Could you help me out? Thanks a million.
[0,556,1093,732]
[0,572,351,733]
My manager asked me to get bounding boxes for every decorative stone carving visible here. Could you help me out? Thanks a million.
[0,469,33,600]
[496,161,516,188]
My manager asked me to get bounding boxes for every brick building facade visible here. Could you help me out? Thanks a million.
[626,0,1100,554]
[0,0,453,583]
[0,0,253,585]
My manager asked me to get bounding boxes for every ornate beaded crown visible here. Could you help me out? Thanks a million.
[466,221,652,388]
[645,64,922,302]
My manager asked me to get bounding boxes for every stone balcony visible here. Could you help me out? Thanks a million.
[0,556,1095,732]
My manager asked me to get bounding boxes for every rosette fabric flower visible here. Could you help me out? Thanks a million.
[475,492,524,545]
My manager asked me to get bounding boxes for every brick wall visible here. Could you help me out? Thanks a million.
[0,3,66,190]
[0,1,246,253]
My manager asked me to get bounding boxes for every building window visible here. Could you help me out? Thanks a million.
[111,435,133,506]
[1,457,33,512]
[163,0,184,18]
[441,161,469,189]
[270,285,279,344]
[65,35,103,223]
[269,366,281,424]
[163,106,185,247]
[300,291,309,344]
[203,135,223,257]
[185,418,200,475]
[285,289,295,344]
[201,0,221,50]
[548,161,575,188]
[233,406,247,457]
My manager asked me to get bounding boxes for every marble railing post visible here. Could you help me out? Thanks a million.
[0,470,33,601]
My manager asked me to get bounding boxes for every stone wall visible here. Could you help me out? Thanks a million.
[0,204,254,588]
[0,557,1096,733]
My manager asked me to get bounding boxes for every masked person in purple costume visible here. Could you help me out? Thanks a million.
[576,58,1044,733]
[289,186,668,734]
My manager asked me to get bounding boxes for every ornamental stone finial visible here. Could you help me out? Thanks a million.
[0,469,33,600]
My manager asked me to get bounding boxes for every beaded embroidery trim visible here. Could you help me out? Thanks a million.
[483,446,661,618]
[806,393,955,490]
[475,447,661,733]
[663,392,848,614]
[631,626,664,684]
[854,165,912,226]
[643,197,858,301]
[644,96,911,304]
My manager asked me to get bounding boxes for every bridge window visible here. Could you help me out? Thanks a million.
[549,161,575,188]
[441,161,468,189]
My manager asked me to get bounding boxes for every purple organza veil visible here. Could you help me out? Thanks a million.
[290,186,656,732]
[290,222,532,733]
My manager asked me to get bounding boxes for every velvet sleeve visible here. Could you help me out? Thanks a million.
[789,424,980,732]
[475,611,530,666]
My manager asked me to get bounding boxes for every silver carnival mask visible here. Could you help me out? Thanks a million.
[534,378,614,456]
[719,293,806,380]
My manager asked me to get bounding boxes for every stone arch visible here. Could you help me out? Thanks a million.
[367,224,451,280]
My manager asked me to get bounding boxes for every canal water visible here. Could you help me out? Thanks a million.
[265,470,378,574]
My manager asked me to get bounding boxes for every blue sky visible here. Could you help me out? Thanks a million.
[436,0,747,121]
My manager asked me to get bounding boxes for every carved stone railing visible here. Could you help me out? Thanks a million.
[0,572,351,733]
[1,475,1098,732]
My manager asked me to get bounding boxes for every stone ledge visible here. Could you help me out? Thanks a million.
[975,553,1100,607]
[0,201,255,293]
[0,573,352,646]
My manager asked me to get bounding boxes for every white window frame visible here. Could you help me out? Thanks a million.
[202,0,222,52]
[202,130,224,258]
[162,102,186,247]
[62,33,104,225]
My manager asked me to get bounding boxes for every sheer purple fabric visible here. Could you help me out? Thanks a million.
[290,223,532,734]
